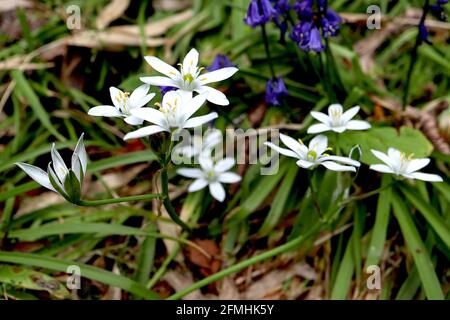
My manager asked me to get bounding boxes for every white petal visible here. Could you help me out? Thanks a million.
[264,142,299,159]
[183,112,218,128]
[129,84,150,102]
[296,159,315,169]
[199,154,214,171]
[406,158,430,174]
[109,87,123,110]
[341,106,360,123]
[307,123,331,134]
[371,150,392,167]
[124,115,144,125]
[123,125,167,140]
[346,120,371,131]
[74,133,87,174]
[51,144,68,183]
[409,172,443,182]
[130,107,167,128]
[198,67,239,85]
[188,178,209,192]
[331,126,347,133]
[140,76,178,87]
[328,104,343,117]
[177,168,204,179]
[15,162,55,191]
[310,111,331,125]
[209,181,226,202]
[387,148,401,160]
[88,105,123,117]
[215,158,235,173]
[321,161,356,172]
[195,86,229,106]
[309,135,328,155]
[144,56,180,79]
[71,154,82,183]
[321,155,360,167]
[369,164,395,174]
[181,93,208,122]
[218,172,241,184]
[279,133,303,156]
[183,48,199,73]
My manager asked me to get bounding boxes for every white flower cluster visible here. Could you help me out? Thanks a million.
[15,49,443,208]
[266,103,442,182]
[89,48,240,202]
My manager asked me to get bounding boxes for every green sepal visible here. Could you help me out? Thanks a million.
[63,169,81,204]
[47,163,71,203]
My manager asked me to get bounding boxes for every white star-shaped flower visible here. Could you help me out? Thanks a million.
[265,134,360,172]
[307,104,371,134]
[15,134,88,203]
[141,48,238,106]
[88,84,155,125]
[177,156,241,202]
[123,91,217,140]
[370,148,443,182]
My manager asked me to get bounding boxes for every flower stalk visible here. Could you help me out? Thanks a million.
[402,0,431,109]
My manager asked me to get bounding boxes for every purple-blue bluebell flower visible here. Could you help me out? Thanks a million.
[160,86,177,96]
[418,23,432,44]
[272,0,290,14]
[290,21,324,52]
[431,0,448,20]
[244,0,277,28]
[322,9,342,37]
[265,77,288,106]
[293,0,314,20]
[207,54,236,71]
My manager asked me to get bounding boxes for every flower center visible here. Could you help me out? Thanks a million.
[115,91,130,113]
[307,150,317,162]
[330,108,342,126]
[183,73,194,83]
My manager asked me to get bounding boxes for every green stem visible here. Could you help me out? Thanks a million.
[261,24,276,79]
[77,194,162,206]
[307,170,323,219]
[167,221,323,300]
[161,167,191,232]
[402,0,430,109]
[159,136,191,232]
[338,183,394,207]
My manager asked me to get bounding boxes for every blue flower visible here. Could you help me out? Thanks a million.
[272,0,290,14]
[207,54,236,71]
[160,86,177,96]
[265,77,288,106]
[244,0,277,28]
[418,23,432,44]
[293,0,314,20]
[431,0,448,20]
[322,9,342,37]
[308,27,325,51]
[290,22,324,52]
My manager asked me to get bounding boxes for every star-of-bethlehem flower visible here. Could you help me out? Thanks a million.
[177,156,241,202]
[265,134,360,172]
[15,134,88,203]
[88,84,155,125]
[123,91,217,140]
[141,48,238,106]
[370,148,443,182]
[307,104,371,134]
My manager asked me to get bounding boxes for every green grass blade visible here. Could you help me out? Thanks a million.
[400,185,450,249]
[11,70,64,141]
[391,193,444,300]
[0,251,158,299]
